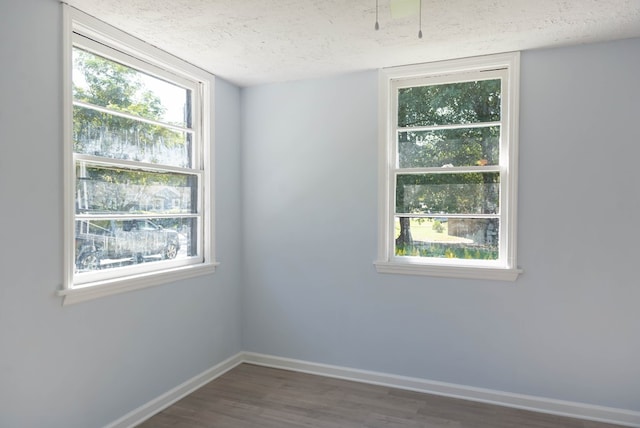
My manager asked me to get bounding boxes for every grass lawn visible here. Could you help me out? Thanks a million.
[394,218,473,243]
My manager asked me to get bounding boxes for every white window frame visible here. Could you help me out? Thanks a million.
[59,6,218,305]
[375,52,522,281]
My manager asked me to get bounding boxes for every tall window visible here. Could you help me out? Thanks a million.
[376,53,522,280]
[61,7,216,304]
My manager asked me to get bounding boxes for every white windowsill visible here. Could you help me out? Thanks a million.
[58,262,219,305]
[374,260,522,281]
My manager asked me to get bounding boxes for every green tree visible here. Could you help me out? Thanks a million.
[395,79,501,248]
[73,49,166,156]
[73,48,189,213]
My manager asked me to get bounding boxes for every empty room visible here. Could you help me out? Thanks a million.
[1,0,639,427]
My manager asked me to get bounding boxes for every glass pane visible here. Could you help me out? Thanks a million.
[76,163,198,215]
[398,126,499,168]
[396,173,499,215]
[394,217,499,260]
[75,217,197,273]
[397,79,501,127]
[73,48,190,127]
[73,105,192,168]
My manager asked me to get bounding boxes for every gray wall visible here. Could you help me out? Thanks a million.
[241,38,640,412]
[0,1,243,427]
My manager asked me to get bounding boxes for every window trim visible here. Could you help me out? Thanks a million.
[375,52,523,281]
[60,5,218,305]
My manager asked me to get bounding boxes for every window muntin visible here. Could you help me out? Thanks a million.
[63,7,215,299]
[377,53,521,279]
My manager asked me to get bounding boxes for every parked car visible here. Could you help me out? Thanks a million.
[75,219,180,271]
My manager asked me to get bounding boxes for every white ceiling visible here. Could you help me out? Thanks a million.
[65,0,640,87]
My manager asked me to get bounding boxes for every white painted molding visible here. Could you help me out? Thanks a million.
[58,263,219,306]
[374,260,523,281]
[242,352,640,428]
[104,353,243,428]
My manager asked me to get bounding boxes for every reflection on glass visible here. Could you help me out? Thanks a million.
[75,163,197,215]
[398,126,499,168]
[75,217,197,272]
[396,173,499,215]
[397,79,501,127]
[73,106,191,168]
[394,216,499,260]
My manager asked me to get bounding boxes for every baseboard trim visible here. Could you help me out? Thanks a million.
[243,352,640,427]
[104,351,640,428]
[104,352,244,428]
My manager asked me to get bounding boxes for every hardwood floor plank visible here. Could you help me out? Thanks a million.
[137,364,627,428]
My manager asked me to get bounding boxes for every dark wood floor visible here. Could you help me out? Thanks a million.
[138,363,624,428]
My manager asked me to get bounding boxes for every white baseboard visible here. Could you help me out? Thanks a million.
[104,352,244,428]
[104,351,640,428]
[243,352,640,428]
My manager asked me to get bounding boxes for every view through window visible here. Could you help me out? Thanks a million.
[394,78,502,260]
[69,31,208,287]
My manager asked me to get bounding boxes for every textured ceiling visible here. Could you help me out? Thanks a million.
[64,0,640,87]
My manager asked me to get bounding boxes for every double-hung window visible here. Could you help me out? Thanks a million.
[376,53,522,280]
[60,7,217,304]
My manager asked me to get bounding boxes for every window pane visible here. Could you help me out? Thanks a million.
[394,217,499,260]
[75,217,197,272]
[398,126,499,168]
[73,48,190,127]
[76,163,198,215]
[73,105,192,168]
[397,79,501,127]
[396,172,499,215]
